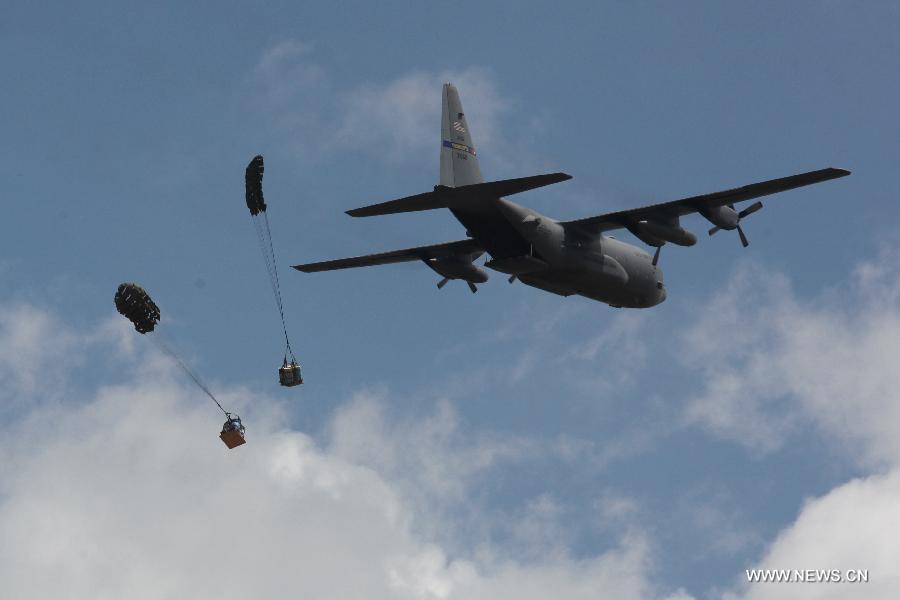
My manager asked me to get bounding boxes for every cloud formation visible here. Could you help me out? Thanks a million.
[735,469,900,599]
[681,248,900,465]
[678,246,900,597]
[0,306,685,600]
[7,234,899,598]
[249,40,508,168]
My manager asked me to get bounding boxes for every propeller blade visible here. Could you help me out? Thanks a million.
[467,282,478,293]
[739,201,763,219]
[737,224,749,247]
[652,245,662,266]
[508,274,517,283]
[708,226,721,236]
[437,277,449,289]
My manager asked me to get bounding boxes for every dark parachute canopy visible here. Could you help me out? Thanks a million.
[113,282,246,448]
[245,155,302,386]
[115,283,160,334]
[245,155,266,216]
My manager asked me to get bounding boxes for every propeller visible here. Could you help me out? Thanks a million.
[652,245,663,266]
[437,277,477,293]
[508,274,517,284]
[708,201,763,247]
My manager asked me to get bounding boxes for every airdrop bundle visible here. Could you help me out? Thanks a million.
[115,282,246,449]
[245,155,303,387]
[109,155,307,450]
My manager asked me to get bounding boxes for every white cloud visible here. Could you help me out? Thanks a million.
[595,493,640,523]
[734,469,900,599]
[324,389,652,561]
[0,305,689,600]
[247,39,567,178]
[680,252,900,464]
[333,67,508,163]
[0,303,79,401]
[251,39,328,125]
[678,246,900,598]
[326,390,534,528]
[249,41,509,169]
[563,310,652,397]
[0,303,136,413]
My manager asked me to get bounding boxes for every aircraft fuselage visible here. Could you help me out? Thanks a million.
[459,197,666,308]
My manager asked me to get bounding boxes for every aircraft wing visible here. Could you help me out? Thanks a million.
[292,239,483,272]
[562,167,850,234]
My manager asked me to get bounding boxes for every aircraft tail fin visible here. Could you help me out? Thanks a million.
[345,82,571,218]
[440,83,483,187]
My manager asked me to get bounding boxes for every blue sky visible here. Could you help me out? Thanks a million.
[2,2,899,598]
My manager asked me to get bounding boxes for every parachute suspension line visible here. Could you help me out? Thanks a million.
[251,209,295,363]
[262,211,296,363]
[253,216,279,304]
[151,336,229,417]
[262,212,284,315]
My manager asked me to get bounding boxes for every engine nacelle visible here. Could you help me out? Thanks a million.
[701,205,739,230]
[626,225,665,247]
[637,220,697,247]
[425,258,489,283]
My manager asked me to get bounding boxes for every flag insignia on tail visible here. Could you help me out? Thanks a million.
[442,140,476,156]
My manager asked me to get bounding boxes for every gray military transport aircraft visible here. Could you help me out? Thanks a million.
[293,83,850,308]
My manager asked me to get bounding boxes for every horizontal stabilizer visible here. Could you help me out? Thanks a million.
[293,239,483,273]
[346,172,572,217]
[346,188,453,218]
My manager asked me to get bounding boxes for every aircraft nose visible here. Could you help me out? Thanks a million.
[655,282,667,305]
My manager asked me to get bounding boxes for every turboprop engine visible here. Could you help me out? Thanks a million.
[624,218,697,266]
[703,202,764,247]
[635,219,697,246]
[425,257,489,293]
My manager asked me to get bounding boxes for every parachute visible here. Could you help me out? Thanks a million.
[245,155,303,387]
[245,155,266,216]
[115,283,160,334]
[114,282,246,449]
